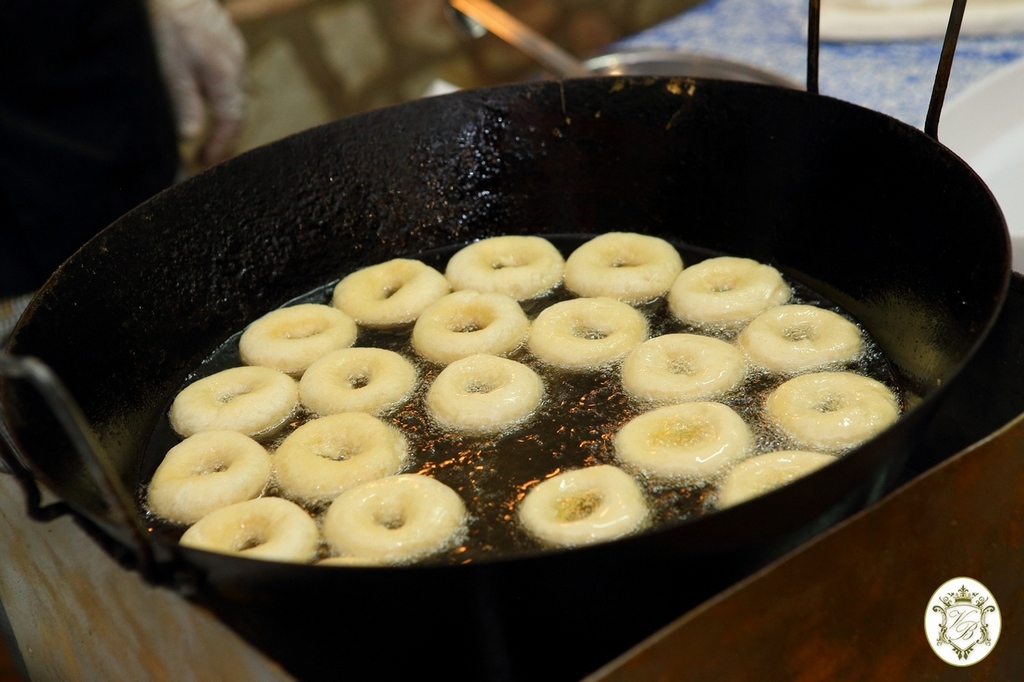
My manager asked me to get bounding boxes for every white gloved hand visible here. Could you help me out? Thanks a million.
[149,0,247,167]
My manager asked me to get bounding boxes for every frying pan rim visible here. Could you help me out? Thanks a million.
[0,74,1011,576]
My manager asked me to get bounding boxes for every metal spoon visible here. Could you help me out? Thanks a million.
[447,0,592,79]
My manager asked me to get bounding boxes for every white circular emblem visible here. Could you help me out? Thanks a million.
[925,576,1001,666]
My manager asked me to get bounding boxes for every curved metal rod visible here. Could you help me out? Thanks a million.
[925,0,968,140]
[809,0,967,133]
[807,0,820,95]
[0,351,157,578]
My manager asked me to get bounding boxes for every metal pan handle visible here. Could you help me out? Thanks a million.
[0,351,159,579]
[806,0,967,140]
[0,401,73,522]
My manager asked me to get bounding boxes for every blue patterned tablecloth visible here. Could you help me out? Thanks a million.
[620,0,1024,130]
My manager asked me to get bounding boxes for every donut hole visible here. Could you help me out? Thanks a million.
[603,243,647,268]
[666,356,697,377]
[817,395,847,413]
[346,372,372,390]
[555,490,603,522]
[192,460,230,476]
[215,387,251,404]
[320,443,363,462]
[450,321,482,333]
[490,255,527,270]
[571,323,609,341]
[283,319,328,340]
[379,281,405,300]
[465,379,498,395]
[653,419,714,449]
[782,323,817,343]
[447,303,500,334]
[705,275,737,293]
[372,504,407,530]
[234,529,268,552]
[449,313,490,334]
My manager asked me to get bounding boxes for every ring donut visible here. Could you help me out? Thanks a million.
[169,366,299,439]
[412,290,529,365]
[620,333,747,403]
[239,303,358,376]
[765,371,900,452]
[614,401,753,479]
[299,347,418,416]
[564,232,683,303]
[147,431,272,524]
[668,256,791,327]
[321,474,467,565]
[528,297,647,371]
[273,412,408,504]
[179,497,319,563]
[425,354,544,435]
[737,304,864,374]
[716,450,837,509]
[332,258,450,328]
[445,235,565,300]
[517,465,647,547]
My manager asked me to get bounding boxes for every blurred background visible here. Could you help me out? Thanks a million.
[0,0,702,339]
[220,0,702,161]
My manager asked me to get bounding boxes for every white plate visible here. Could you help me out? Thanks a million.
[820,0,1024,41]
[940,57,1024,272]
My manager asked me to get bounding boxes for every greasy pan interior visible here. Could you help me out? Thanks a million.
[1,77,1010,680]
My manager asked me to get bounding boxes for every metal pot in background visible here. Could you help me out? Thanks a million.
[581,49,800,86]
[448,0,799,87]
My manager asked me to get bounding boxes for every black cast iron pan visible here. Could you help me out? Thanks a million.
[0,70,1010,679]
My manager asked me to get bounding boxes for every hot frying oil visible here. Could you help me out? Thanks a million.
[140,235,903,565]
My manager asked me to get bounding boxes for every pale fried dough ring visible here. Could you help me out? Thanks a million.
[564,232,683,303]
[621,333,747,403]
[238,303,357,376]
[273,412,408,504]
[299,347,418,416]
[668,256,791,327]
[528,297,647,371]
[716,450,837,509]
[738,305,864,374]
[766,371,900,452]
[614,401,753,479]
[445,235,564,300]
[147,431,272,524]
[322,474,467,565]
[518,465,648,547]
[179,497,319,563]
[425,354,544,435]
[169,366,298,439]
[412,290,529,365]
[332,258,450,328]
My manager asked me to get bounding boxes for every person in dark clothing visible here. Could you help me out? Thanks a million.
[0,0,245,340]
